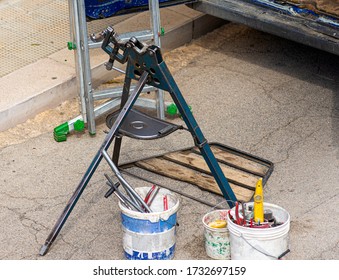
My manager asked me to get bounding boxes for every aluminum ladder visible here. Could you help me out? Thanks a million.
[54,0,167,141]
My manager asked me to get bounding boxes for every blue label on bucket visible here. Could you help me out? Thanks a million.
[121,213,177,234]
[124,245,175,260]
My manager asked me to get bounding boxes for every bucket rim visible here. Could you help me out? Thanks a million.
[119,198,180,216]
[227,202,290,233]
[118,187,180,219]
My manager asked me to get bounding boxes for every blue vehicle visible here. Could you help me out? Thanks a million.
[189,0,339,56]
[85,0,339,56]
[85,0,190,19]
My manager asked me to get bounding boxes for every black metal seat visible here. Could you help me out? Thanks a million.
[106,109,182,140]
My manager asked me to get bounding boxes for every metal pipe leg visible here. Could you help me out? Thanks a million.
[150,0,165,120]
[102,150,151,213]
[78,0,96,134]
[112,75,132,165]
[71,0,88,123]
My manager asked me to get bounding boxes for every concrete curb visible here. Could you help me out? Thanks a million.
[0,6,225,132]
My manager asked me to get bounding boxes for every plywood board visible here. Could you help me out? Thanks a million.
[164,151,260,187]
[136,157,254,202]
[121,143,273,203]
[192,146,269,176]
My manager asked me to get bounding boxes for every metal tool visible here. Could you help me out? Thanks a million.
[144,185,160,208]
[163,195,168,211]
[235,202,244,225]
[105,181,132,210]
[39,28,237,256]
[144,185,156,204]
[104,173,142,211]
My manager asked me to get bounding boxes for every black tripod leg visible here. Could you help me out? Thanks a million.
[39,72,149,256]
[39,149,103,256]
[112,75,132,165]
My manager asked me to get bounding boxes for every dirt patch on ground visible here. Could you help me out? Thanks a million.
[0,23,239,149]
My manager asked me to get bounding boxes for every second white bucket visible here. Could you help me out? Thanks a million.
[202,209,231,259]
[227,202,290,260]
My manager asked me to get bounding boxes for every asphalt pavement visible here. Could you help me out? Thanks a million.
[0,22,338,260]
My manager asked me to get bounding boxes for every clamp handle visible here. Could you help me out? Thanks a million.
[105,58,114,71]
[101,26,129,66]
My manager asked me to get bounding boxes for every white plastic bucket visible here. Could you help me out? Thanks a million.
[227,202,290,260]
[119,187,179,260]
[202,209,231,259]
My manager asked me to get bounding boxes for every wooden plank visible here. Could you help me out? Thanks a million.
[164,151,260,188]
[193,146,269,175]
[136,157,254,202]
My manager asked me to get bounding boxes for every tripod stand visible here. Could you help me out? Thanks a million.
[39,27,237,256]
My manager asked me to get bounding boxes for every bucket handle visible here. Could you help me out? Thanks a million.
[207,200,237,213]
[240,234,290,259]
